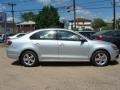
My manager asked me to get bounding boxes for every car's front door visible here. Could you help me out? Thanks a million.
[30,30,59,61]
[57,30,90,61]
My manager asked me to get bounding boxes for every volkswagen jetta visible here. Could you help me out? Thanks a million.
[7,28,119,67]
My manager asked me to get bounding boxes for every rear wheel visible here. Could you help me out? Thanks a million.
[20,51,39,67]
[91,50,110,66]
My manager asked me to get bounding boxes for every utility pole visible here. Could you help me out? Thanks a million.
[8,3,16,33]
[73,0,76,29]
[113,0,116,30]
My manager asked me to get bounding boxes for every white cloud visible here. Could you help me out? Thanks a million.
[76,7,91,16]
[0,4,6,11]
[37,0,70,6]
[67,6,93,19]
[7,17,20,22]
[37,0,52,5]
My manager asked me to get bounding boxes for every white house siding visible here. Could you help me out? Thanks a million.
[68,18,93,30]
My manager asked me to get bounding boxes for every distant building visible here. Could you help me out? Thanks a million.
[0,22,13,34]
[68,18,93,30]
[0,12,12,34]
[17,21,35,33]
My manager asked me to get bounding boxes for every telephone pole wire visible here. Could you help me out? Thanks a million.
[113,0,116,30]
[73,0,76,29]
[8,3,16,33]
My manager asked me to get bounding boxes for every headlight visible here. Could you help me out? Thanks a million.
[112,44,118,50]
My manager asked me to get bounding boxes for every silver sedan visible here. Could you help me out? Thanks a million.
[6,28,119,67]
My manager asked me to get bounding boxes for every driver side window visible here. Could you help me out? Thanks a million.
[57,30,81,41]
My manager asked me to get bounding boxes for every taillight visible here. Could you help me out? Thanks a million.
[7,37,10,39]
[96,35,104,40]
[7,40,12,45]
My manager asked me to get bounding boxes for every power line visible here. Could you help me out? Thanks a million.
[113,0,116,30]
[78,0,110,5]
[4,5,120,13]
[73,0,76,29]
[8,3,16,33]
[0,0,33,5]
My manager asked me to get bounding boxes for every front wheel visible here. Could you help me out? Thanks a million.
[91,50,110,66]
[20,51,39,67]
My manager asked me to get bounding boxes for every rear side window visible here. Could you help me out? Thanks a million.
[30,30,56,40]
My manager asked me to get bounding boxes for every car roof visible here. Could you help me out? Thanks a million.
[78,31,95,32]
[22,28,90,40]
[31,28,74,34]
[36,28,71,31]
[93,30,120,36]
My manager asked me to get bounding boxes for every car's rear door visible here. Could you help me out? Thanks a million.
[30,30,59,61]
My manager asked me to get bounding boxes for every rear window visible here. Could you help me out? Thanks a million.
[17,34,25,37]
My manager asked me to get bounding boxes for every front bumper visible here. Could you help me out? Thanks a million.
[110,49,119,61]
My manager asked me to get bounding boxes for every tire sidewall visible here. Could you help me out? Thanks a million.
[21,51,39,67]
[91,50,110,66]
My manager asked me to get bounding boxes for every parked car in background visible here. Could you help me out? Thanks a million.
[78,31,96,39]
[6,33,26,44]
[91,30,120,51]
[0,34,4,43]
[7,33,26,39]
[0,34,7,43]
[6,28,119,67]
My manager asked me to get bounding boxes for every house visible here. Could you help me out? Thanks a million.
[0,22,13,34]
[68,18,93,30]
[17,21,35,33]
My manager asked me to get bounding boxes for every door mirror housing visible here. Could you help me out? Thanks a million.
[80,38,87,43]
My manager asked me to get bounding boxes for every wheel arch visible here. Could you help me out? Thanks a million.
[90,49,111,62]
[19,49,39,62]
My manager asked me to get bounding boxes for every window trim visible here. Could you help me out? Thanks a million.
[56,30,81,41]
[30,30,57,40]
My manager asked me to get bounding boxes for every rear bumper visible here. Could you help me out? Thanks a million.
[6,48,19,60]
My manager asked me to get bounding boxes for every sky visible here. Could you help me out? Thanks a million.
[0,0,120,22]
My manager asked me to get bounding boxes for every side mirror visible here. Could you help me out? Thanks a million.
[80,38,87,43]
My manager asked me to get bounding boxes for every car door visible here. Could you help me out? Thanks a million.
[30,30,59,61]
[57,30,90,61]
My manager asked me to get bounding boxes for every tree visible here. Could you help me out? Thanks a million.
[116,18,120,29]
[92,18,106,30]
[36,6,59,29]
[22,12,36,21]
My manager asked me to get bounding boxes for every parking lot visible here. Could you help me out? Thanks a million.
[0,46,120,90]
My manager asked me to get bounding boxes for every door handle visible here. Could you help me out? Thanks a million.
[34,43,40,46]
[59,43,64,47]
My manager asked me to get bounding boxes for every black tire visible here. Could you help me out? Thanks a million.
[91,50,110,66]
[20,51,39,67]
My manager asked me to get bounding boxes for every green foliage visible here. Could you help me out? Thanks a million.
[116,18,120,29]
[35,6,59,29]
[22,12,36,21]
[92,18,107,30]
[102,23,113,30]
